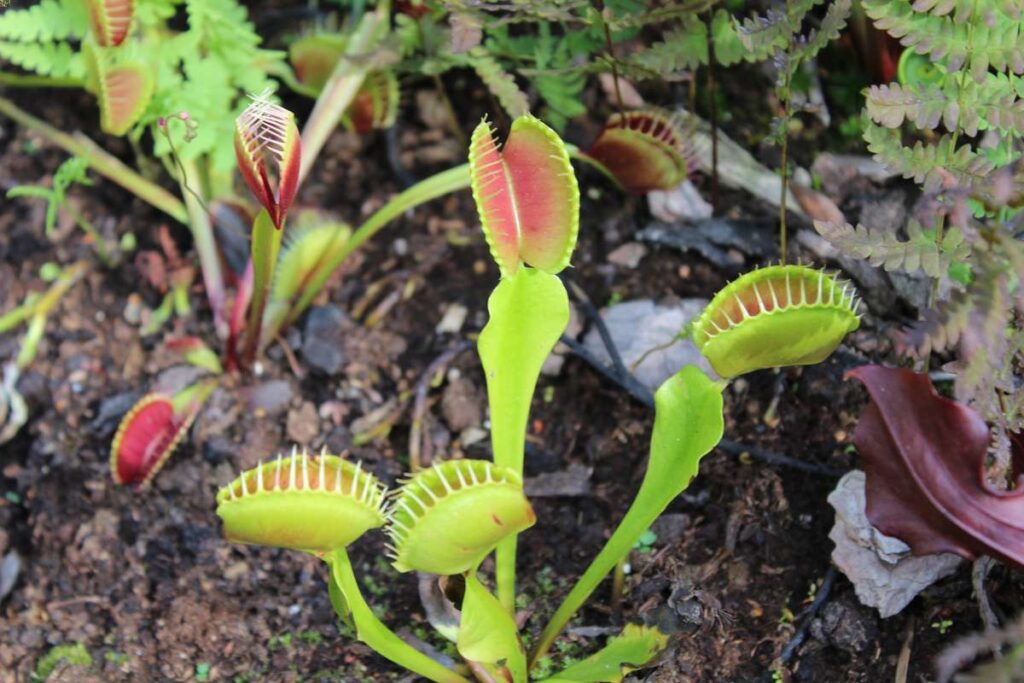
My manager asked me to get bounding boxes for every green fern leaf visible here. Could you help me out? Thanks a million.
[863,123,994,191]
[815,219,970,277]
[0,0,87,42]
[865,0,1024,82]
[866,82,958,130]
[800,0,852,60]
[711,9,747,66]
[737,8,791,61]
[469,49,529,118]
[534,69,586,129]
[0,41,84,78]
[633,17,708,74]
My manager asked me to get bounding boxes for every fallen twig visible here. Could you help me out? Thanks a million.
[766,565,837,681]
[408,340,475,472]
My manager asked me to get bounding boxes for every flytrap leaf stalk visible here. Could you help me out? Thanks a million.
[212,112,863,681]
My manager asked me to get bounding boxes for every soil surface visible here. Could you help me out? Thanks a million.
[0,55,1020,683]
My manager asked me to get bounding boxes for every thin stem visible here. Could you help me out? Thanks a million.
[0,97,188,224]
[600,8,626,119]
[433,75,466,148]
[179,159,227,331]
[67,206,113,267]
[610,557,626,615]
[0,72,82,88]
[327,550,470,683]
[243,211,284,366]
[706,10,719,213]
[778,62,793,265]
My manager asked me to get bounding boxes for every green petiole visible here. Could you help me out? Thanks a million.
[326,549,470,683]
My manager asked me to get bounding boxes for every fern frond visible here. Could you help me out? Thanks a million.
[911,0,1021,24]
[737,8,790,61]
[996,0,1024,21]
[863,123,994,191]
[865,82,958,130]
[907,290,971,355]
[534,69,586,129]
[966,73,1024,136]
[0,41,85,79]
[0,0,87,42]
[469,49,529,118]
[633,17,707,74]
[815,219,970,277]
[801,0,852,60]
[865,0,1024,82]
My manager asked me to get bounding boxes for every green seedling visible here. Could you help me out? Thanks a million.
[6,157,118,265]
[0,262,87,445]
[32,642,93,682]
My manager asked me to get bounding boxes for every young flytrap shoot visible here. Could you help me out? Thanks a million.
[0,0,1023,680]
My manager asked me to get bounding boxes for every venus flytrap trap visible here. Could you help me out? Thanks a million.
[233,93,301,366]
[580,109,690,195]
[110,380,217,487]
[285,33,400,135]
[386,460,536,575]
[690,265,862,378]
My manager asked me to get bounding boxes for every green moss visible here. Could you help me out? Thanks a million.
[33,643,93,681]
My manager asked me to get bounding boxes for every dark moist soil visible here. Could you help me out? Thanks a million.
[0,76,1020,683]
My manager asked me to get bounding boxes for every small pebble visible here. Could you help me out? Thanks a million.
[123,294,143,326]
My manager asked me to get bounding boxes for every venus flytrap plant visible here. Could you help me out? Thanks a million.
[470,114,579,613]
[233,94,302,366]
[207,108,869,681]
